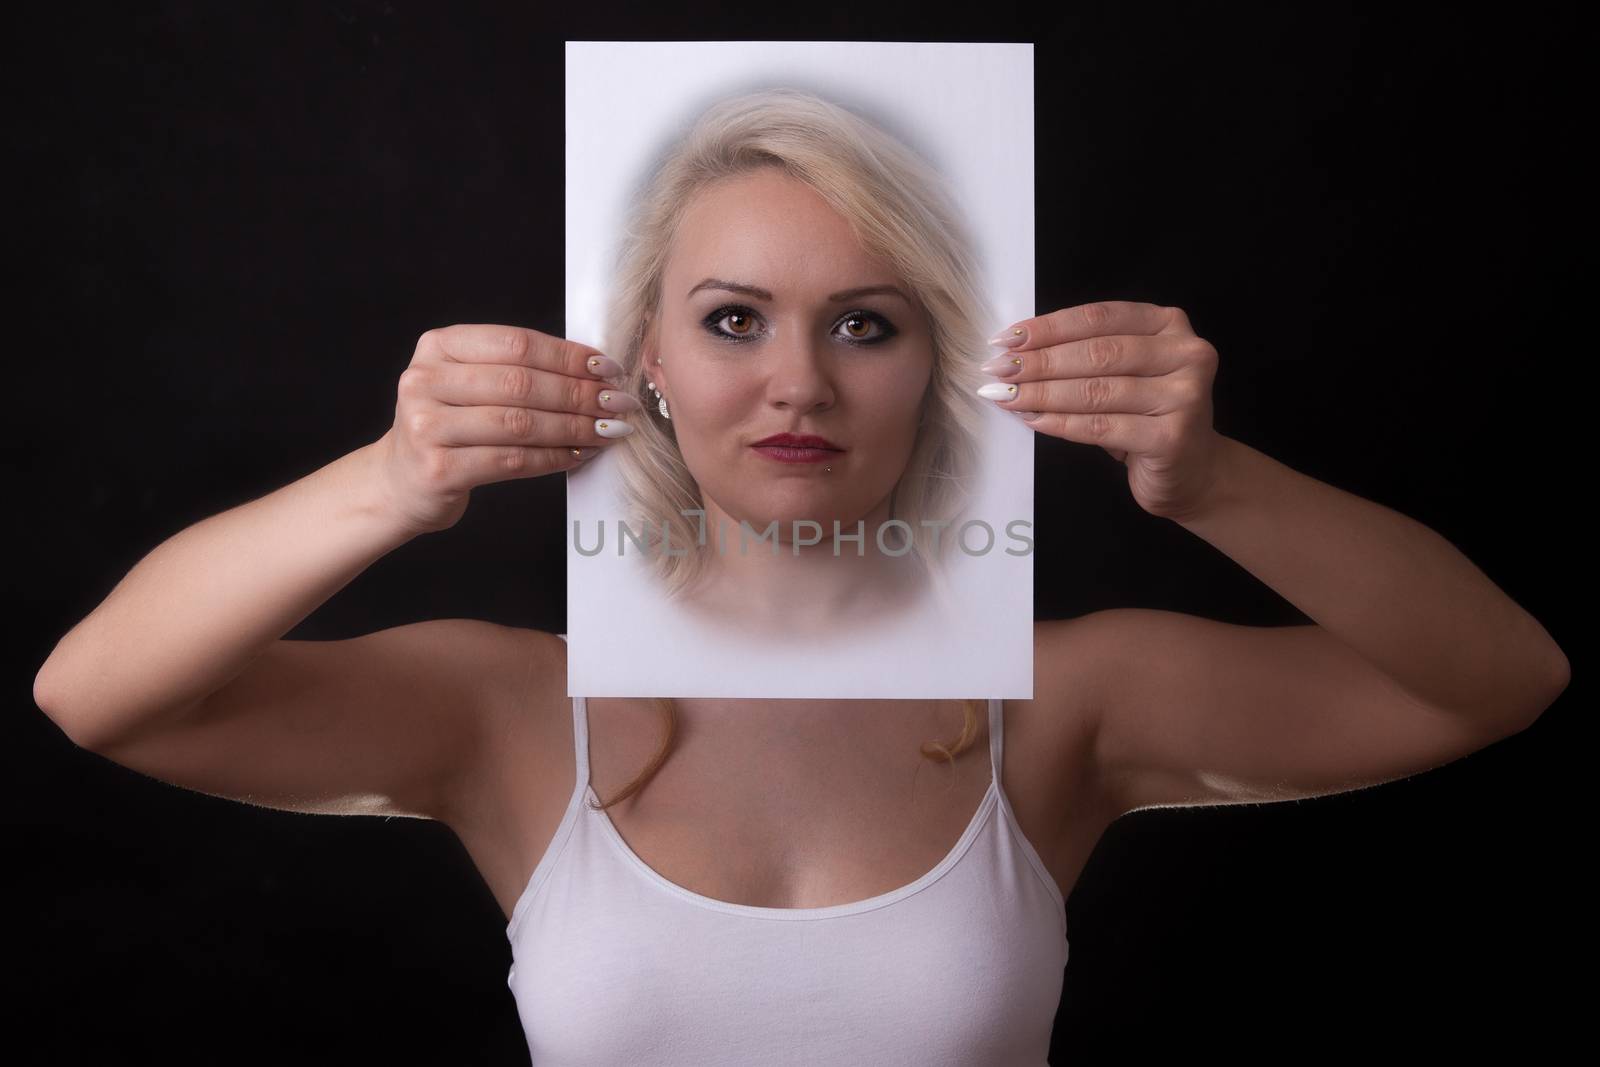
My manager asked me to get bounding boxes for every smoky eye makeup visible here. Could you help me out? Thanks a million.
[699,303,901,347]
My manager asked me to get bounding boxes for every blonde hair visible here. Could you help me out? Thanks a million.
[590,87,998,809]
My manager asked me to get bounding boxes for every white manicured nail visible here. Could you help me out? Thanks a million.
[977,382,1019,401]
[598,390,643,412]
[595,418,634,438]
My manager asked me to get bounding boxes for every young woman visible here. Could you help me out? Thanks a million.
[34,90,1568,1066]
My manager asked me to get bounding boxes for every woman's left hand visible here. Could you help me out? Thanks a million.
[978,301,1224,522]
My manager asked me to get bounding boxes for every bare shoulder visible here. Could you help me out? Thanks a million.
[441,625,572,834]
[1015,616,1117,785]
[437,626,583,922]
[1029,616,1110,753]
[999,619,1123,859]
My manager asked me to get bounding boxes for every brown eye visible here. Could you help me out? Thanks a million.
[834,311,896,345]
[701,305,766,343]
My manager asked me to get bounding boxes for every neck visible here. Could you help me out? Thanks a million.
[684,492,927,634]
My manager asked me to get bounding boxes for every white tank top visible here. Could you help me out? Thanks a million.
[506,690,1069,1064]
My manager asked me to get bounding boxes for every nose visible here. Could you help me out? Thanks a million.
[763,332,836,414]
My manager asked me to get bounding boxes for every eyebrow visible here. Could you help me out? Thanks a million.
[686,277,913,306]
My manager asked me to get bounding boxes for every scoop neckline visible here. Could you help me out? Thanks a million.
[583,775,1001,921]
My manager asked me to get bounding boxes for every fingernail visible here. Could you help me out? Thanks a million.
[599,389,643,412]
[1011,410,1044,422]
[987,325,1028,348]
[585,354,625,377]
[977,382,1019,401]
[980,353,1023,376]
[595,418,634,438]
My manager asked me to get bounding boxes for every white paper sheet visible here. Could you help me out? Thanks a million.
[565,40,1034,699]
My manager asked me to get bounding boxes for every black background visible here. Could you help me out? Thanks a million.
[11,3,1576,1063]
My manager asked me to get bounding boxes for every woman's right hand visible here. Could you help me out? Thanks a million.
[372,324,641,536]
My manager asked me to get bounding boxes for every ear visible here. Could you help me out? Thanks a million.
[640,311,661,369]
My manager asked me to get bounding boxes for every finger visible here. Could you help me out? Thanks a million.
[1010,409,1170,454]
[983,333,1192,383]
[416,324,623,380]
[989,301,1171,353]
[1158,305,1198,336]
[407,401,637,450]
[977,372,1184,417]
[404,360,644,419]
[433,443,604,488]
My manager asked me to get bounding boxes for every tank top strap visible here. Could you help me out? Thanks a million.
[555,634,591,792]
[987,697,1003,784]
[572,695,591,791]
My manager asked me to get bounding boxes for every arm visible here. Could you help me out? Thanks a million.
[31,438,511,823]
[979,301,1565,815]
[70,618,558,823]
[1083,436,1569,815]
[34,323,620,823]
[34,439,413,749]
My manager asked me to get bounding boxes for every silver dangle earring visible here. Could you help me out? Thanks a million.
[645,352,670,420]
[646,380,669,420]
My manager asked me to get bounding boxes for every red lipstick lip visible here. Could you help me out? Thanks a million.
[751,433,844,450]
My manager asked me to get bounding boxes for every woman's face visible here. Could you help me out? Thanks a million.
[648,167,935,541]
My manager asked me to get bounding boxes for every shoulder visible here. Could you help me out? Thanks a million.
[439,624,572,830]
[419,621,567,735]
[979,618,1126,874]
[471,625,570,746]
[1029,614,1115,745]
[1018,615,1127,813]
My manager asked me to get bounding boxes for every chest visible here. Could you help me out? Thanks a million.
[506,824,1067,1065]
[458,689,1109,926]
